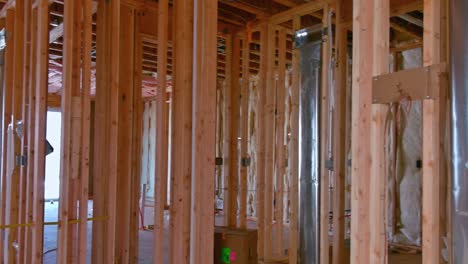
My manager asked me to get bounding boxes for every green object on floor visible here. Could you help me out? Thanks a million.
[221,247,231,263]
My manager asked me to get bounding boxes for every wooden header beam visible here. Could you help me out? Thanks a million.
[269,0,323,25]
[372,64,448,103]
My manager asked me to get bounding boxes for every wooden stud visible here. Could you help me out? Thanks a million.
[239,31,250,230]
[24,6,38,264]
[169,0,193,262]
[190,0,218,262]
[228,34,240,229]
[130,32,144,263]
[31,0,49,262]
[274,27,287,257]
[91,0,108,262]
[105,0,121,262]
[78,0,93,262]
[288,14,300,264]
[115,4,135,263]
[263,23,276,259]
[332,6,347,264]
[222,34,232,227]
[18,1,31,261]
[256,22,268,261]
[350,0,373,262]
[91,0,121,262]
[369,0,390,263]
[320,5,330,264]
[154,0,169,262]
[422,0,444,263]
[57,0,79,261]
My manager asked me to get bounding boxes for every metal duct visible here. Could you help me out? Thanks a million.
[450,0,468,262]
[298,37,322,264]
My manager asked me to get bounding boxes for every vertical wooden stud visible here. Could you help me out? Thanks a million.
[369,0,390,263]
[320,5,330,264]
[154,0,169,262]
[274,27,287,257]
[18,1,32,261]
[222,34,232,227]
[115,4,135,263]
[288,15,300,264]
[31,0,49,262]
[190,0,218,262]
[422,0,444,263]
[169,0,193,262]
[228,34,240,228]
[24,6,38,264]
[332,5,347,264]
[239,32,250,230]
[350,0,373,262]
[78,0,93,262]
[256,22,268,261]
[57,0,77,261]
[263,23,276,259]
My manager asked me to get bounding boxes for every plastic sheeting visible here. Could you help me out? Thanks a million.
[450,0,468,262]
[298,40,322,264]
[389,48,423,246]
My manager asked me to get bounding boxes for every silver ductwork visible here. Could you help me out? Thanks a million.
[450,0,468,262]
[450,0,468,264]
[298,28,322,264]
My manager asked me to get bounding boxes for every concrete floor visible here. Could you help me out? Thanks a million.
[42,202,421,264]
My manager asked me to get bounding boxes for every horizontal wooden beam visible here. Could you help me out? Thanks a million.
[372,63,447,103]
[269,0,324,24]
[220,0,269,17]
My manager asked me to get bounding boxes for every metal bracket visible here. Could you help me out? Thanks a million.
[241,157,251,167]
[325,158,334,171]
[15,155,27,167]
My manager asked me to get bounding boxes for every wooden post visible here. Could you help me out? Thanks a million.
[130,33,143,263]
[369,0,390,263]
[332,4,347,263]
[274,27,287,257]
[106,0,121,259]
[18,1,32,261]
[256,22,268,261]
[154,0,169,262]
[228,34,240,228]
[115,4,135,263]
[92,0,121,262]
[422,0,444,263]
[350,0,373,262]
[24,6,38,264]
[57,0,77,261]
[78,0,93,263]
[222,35,232,227]
[320,5,330,264]
[264,23,276,259]
[92,0,108,262]
[169,0,193,262]
[31,0,49,262]
[190,0,218,262]
[288,15,300,264]
[239,32,250,230]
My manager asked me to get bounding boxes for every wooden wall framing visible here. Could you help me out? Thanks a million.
[0,0,449,263]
